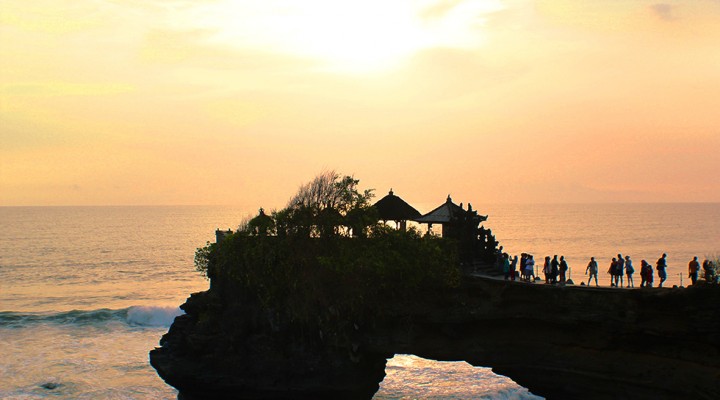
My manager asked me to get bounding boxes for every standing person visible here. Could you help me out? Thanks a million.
[702,258,715,283]
[657,253,668,287]
[559,256,569,284]
[520,254,528,281]
[608,258,618,287]
[586,257,599,286]
[616,254,625,288]
[642,260,654,287]
[639,260,648,287]
[645,261,654,287]
[688,256,700,286]
[526,255,535,282]
[625,255,635,288]
[551,255,560,284]
[543,256,551,284]
[510,255,518,281]
[496,246,505,272]
[502,253,511,280]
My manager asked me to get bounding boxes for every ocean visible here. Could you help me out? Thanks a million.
[1,204,718,399]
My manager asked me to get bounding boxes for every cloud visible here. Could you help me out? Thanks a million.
[1,82,135,97]
[650,3,677,21]
[419,0,465,20]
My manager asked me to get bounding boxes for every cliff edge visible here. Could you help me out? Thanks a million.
[151,274,720,399]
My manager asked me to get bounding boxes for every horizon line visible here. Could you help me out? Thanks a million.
[2,201,720,208]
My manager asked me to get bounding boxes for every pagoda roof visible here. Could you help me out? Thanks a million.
[372,189,422,222]
[414,195,487,224]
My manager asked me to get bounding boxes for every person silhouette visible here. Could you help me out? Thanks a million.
[702,258,714,283]
[656,253,668,287]
[625,255,634,288]
[642,260,654,287]
[526,255,535,282]
[551,255,559,284]
[688,256,700,286]
[510,255,518,281]
[608,258,617,287]
[543,256,551,284]
[559,256,569,284]
[586,257,599,286]
[616,254,625,288]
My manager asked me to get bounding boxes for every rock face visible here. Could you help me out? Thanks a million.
[150,288,391,400]
[151,277,720,399]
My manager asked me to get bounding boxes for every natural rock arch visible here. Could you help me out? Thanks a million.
[151,276,720,399]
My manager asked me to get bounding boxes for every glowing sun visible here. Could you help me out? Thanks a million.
[197,0,505,73]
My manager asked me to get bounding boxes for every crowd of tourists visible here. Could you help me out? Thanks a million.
[499,253,570,284]
[499,252,718,288]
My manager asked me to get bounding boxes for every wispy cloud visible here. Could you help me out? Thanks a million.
[1,82,135,97]
[419,0,465,20]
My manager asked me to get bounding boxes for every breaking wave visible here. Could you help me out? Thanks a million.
[126,305,184,327]
[0,306,183,328]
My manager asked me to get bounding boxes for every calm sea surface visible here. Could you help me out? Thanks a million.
[1,204,718,399]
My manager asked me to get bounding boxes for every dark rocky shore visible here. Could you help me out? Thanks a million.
[151,275,720,399]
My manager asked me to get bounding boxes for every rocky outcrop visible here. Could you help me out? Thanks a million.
[151,277,720,399]
[150,288,391,400]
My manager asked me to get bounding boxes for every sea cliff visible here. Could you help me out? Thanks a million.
[151,268,720,399]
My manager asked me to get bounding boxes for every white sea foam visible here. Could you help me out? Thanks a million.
[126,306,184,327]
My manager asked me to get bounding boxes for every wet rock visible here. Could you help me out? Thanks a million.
[40,382,61,390]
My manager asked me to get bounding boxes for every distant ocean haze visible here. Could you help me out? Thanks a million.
[0,203,717,399]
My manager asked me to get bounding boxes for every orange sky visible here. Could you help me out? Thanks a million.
[2,0,719,208]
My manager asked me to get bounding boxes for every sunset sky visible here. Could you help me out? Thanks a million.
[2,0,719,209]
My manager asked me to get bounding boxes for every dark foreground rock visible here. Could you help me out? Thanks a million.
[151,278,720,399]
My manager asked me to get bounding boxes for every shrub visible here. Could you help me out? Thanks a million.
[193,172,460,324]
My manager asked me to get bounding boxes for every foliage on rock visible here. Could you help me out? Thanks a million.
[193,172,460,325]
[194,241,215,280]
[276,171,377,238]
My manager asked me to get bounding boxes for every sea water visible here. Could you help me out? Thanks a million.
[1,204,718,399]
[484,203,720,287]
